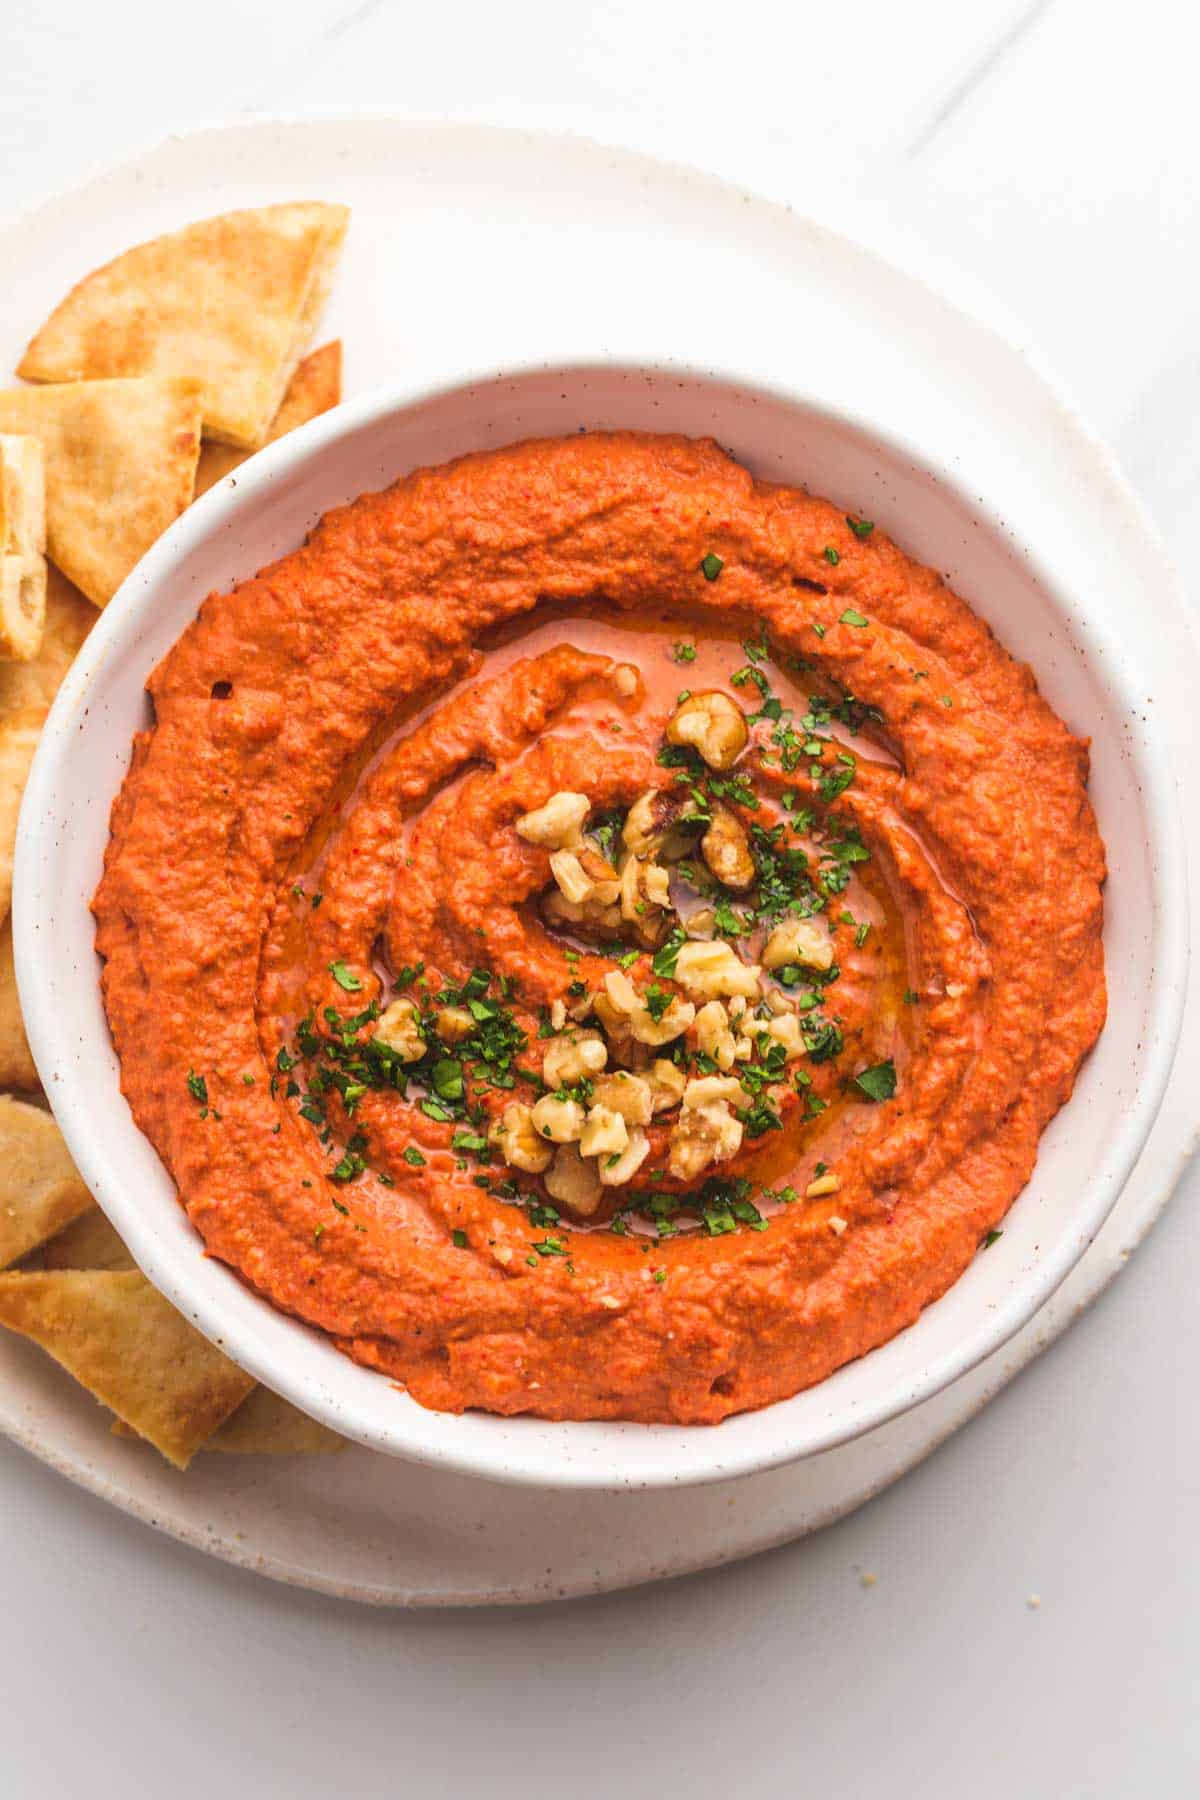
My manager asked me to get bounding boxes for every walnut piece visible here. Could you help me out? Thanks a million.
[665,690,749,770]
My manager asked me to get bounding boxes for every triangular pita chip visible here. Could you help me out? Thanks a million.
[0,1270,255,1467]
[0,1095,92,1268]
[19,203,349,450]
[42,1205,136,1272]
[0,378,201,607]
[205,1384,345,1456]
[0,434,46,557]
[0,560,94,711]
[0,915,37,1090]
[195,339,342,497]
[0,553,46,662]
[0,566,95,923]
[0,709,44,924]
[42,1197,343,1455]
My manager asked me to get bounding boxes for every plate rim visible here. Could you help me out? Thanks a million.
[0,111,1196,1602]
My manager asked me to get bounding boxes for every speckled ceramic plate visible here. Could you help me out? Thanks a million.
[0,117,1195,1602]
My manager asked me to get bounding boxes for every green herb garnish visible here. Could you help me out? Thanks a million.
[854,1060,897,1102]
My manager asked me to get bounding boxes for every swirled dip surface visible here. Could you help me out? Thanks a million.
[95,433,1106,1423]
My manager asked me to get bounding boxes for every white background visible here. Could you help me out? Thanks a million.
[2,2,1198,1793]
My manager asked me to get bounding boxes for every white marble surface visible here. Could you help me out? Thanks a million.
[0,1,1197,1793]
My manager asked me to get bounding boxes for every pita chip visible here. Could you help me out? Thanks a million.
[0,556,46,663]
[205,1383,345,1456]
[0,378,201,607]
[0,566,95,925]
[0,434,46,559]
[0,1095,92,1268]
[0,561,94,711]
[0,1270,256,1467]
[42,1206,136,1272]
[0,435,48,662]
[19,202,349,450]
[195,339,342,497]
[0,916,36,1090]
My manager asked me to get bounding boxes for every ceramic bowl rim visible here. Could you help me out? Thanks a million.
[13,354,1188,1490]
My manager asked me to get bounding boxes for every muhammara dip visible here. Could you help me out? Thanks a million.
[95,433,1106,1423]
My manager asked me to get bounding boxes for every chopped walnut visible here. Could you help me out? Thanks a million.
[668,1094,744,1181]
[621,786,705,859]
[579,1104,628,1159]
[630,994,695,1047]
[530,1094,586,1143]
[762,1012,805,1059]
[682,1074,752,1111]
[665,690,748,770]
[673,939,763,1001]
[590,1070,654,1126]
[541,888,622,937]
[762,916,834,973]
[435,1004,475,1045]
[373,997,426,1063]
[647,1059,687,1113]
[602,969,640,1016]
[542,1029,608,1088]
[488,1102,553,1174]
[544,1143,604,1215]
[516,790,590,849]
[576,845,622,902]
[694,999,738,1071]
[597,969,693,1052]
[700,804,756,891]
[618,852,673,948]
[599,1125,651,1186]
[550,847,620,908]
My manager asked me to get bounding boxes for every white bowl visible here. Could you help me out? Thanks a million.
[14,361,1187,1490]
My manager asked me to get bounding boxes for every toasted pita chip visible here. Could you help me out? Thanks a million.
[0,1095,92,1268]
[0,436,48,659]
[194,340,342,498]
[0,567,95,924]
[0,710,43,922]
[0,916,36,1089]
[0,1270,255,1467]
[19,203,349,450]
[42,1205,135,1272]
[0,554,47,662]
[0,379,202,607]
[205,1384,345,1456]
[0,435,46,557]
[0,561,94,710]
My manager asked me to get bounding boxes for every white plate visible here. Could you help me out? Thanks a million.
[0,116,1196,1601]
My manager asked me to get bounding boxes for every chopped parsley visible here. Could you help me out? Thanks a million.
[853,1060,897,1102]
[328,960,363,993]
[839,608,869,628]
[846,515,875,539]
[402,1145,427,1167]
[823,546,840,565]
[700,552,724,581]
[672,641,697,663]
[652,927,686,978]
[186,1069,208,1106]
